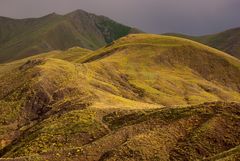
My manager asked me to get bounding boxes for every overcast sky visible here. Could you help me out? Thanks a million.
[0,0,239,35]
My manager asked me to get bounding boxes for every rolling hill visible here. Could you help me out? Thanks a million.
[0,34,240,160]
[164,27,240,59]
[0,9,140,63]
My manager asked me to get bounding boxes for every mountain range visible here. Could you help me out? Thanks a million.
[0,10,239,161]
[0,9,140,63]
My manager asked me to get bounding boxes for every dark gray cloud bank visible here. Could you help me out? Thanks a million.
[0,0,239,35]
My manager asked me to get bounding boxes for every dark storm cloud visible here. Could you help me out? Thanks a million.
[0,0,239,35]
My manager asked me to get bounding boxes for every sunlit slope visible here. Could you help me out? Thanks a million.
[32,47,94,63]
[0,57,96,154]
[83,34,240,106]
[1,34,239,111]
[0,56,157,157]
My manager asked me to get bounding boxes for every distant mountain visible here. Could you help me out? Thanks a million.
[0,9,141,63]
[165,27,240,59]
[0,34,240,160]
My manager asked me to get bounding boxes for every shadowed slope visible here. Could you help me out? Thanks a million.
[0,9,140,63]
[165,27,240,59]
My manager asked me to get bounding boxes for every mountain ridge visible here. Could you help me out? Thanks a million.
[0,9,141,63]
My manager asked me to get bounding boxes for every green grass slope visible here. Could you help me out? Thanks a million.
[0,10,140,63]
[0,34,240,160]
[165,27,240,59]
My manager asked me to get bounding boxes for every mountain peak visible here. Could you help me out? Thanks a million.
[0,9,141,63]
[41,12,59,19]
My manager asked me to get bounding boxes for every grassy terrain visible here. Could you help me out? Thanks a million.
[0,34,239,160]
[0,9,140,63]
[165,27,240,58]
[0,102,239,160]
[83,34,240,106]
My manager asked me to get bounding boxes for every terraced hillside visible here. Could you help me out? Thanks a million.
[165,27,240,58]
[0,34,239,160]
[0,9,140,63]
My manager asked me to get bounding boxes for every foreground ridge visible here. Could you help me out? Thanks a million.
[0,102,239,160]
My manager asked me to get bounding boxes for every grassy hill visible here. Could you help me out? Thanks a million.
[0,34,240,160]
[165,27,240,59]
[81,34,240,106]
[0,10,140,63]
